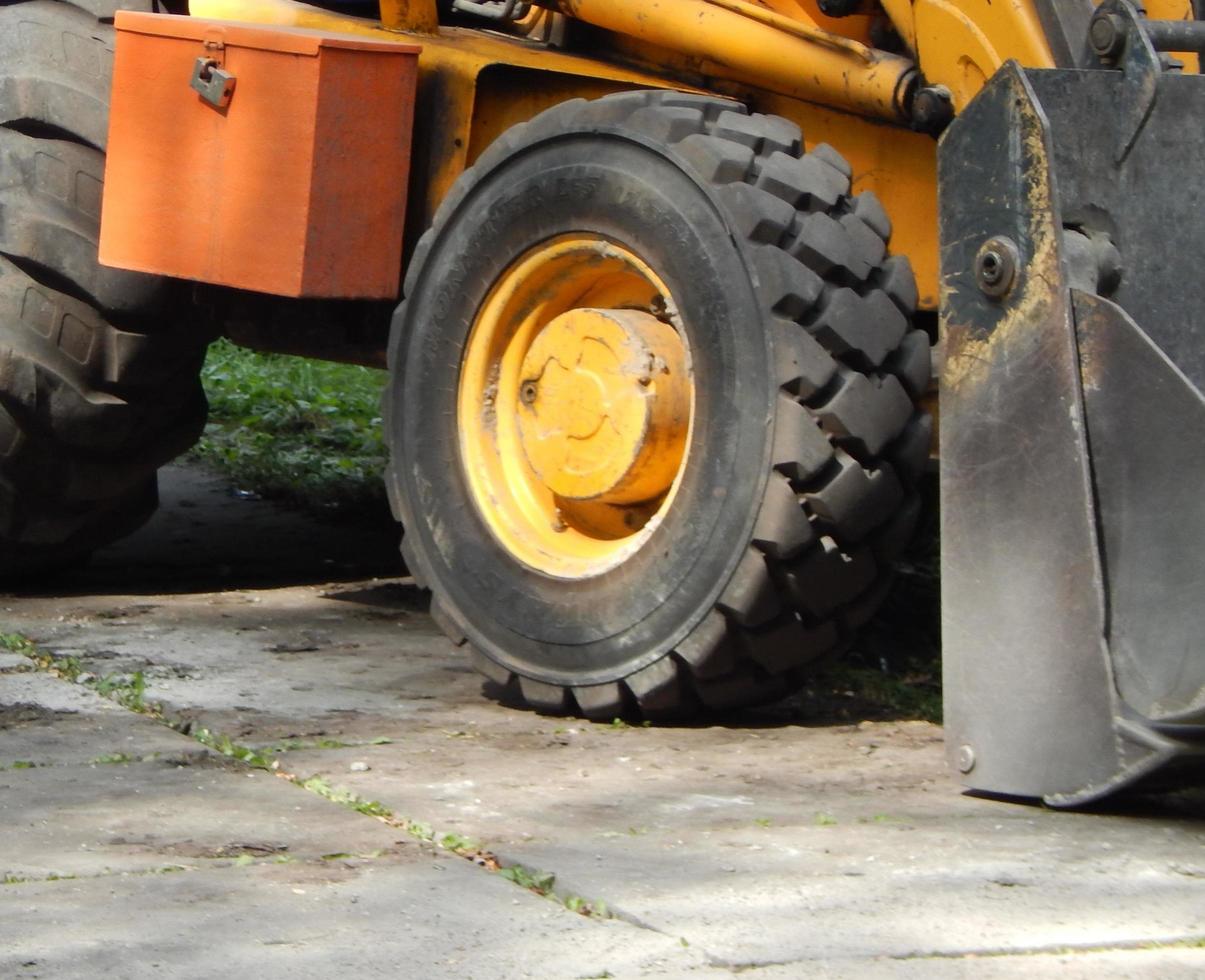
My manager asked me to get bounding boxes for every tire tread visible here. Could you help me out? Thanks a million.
[389,91,931,718]
[0,0,206,575]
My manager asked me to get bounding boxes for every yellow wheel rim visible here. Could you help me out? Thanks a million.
[458,235,694,580]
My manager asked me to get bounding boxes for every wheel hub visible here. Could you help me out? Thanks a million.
[516,308,690,505]
[457,234,695,579]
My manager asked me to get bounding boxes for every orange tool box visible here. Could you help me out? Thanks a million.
[99,13,420,299]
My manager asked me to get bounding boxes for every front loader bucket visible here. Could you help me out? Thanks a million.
[938,57,1205,805]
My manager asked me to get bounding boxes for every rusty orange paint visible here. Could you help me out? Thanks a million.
[99,12,419,298]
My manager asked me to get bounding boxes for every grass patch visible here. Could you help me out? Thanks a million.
[192,339,389,514]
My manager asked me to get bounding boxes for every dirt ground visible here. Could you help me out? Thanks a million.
[1,462,1202,978]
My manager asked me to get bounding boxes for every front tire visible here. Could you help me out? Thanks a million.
[386,91,930,717]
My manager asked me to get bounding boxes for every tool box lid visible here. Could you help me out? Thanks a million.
[113,10,422,58]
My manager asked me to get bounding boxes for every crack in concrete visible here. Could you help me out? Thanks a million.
[8,635,638,928]
[1,750,218,770]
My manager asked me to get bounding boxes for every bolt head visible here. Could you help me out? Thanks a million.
[913,86,953,134]
[974,236,1020,298]
[1090,13,1125,60]
[956,744,976,773]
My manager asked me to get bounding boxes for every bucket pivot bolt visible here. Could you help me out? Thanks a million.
[1089,11,1127,62]
[975,237,1020,298]
[912,85,954,135]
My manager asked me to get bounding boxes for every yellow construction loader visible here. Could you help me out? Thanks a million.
[1,0,1201,805]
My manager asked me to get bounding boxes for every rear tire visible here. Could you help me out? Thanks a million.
[0,0,209,575]
[386,91,930,718]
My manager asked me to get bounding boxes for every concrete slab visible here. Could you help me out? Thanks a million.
[276,733,1205,965]
[0,862,718,979]
[0,671,211,768]
[750,948,1205,979]
[2,583,445,744]
[0,651,29,671]
[0,759,411,880]
[3,462,1203,976]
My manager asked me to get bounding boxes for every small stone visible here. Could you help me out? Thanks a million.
[350,761,370,773]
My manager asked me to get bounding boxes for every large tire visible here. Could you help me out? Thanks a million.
[0,0,209,575]
[386,91,930,718]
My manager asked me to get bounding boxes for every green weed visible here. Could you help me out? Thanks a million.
[499,864,556,895]
[192,727,273,769]
[297,775,392,818]
[94,671,150,712]
[436,832,481,853]
[0,633,35,656]
[565,894,609,918]
[24,647,83,683]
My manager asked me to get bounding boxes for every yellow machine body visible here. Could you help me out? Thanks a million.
[86,0,1205,803]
